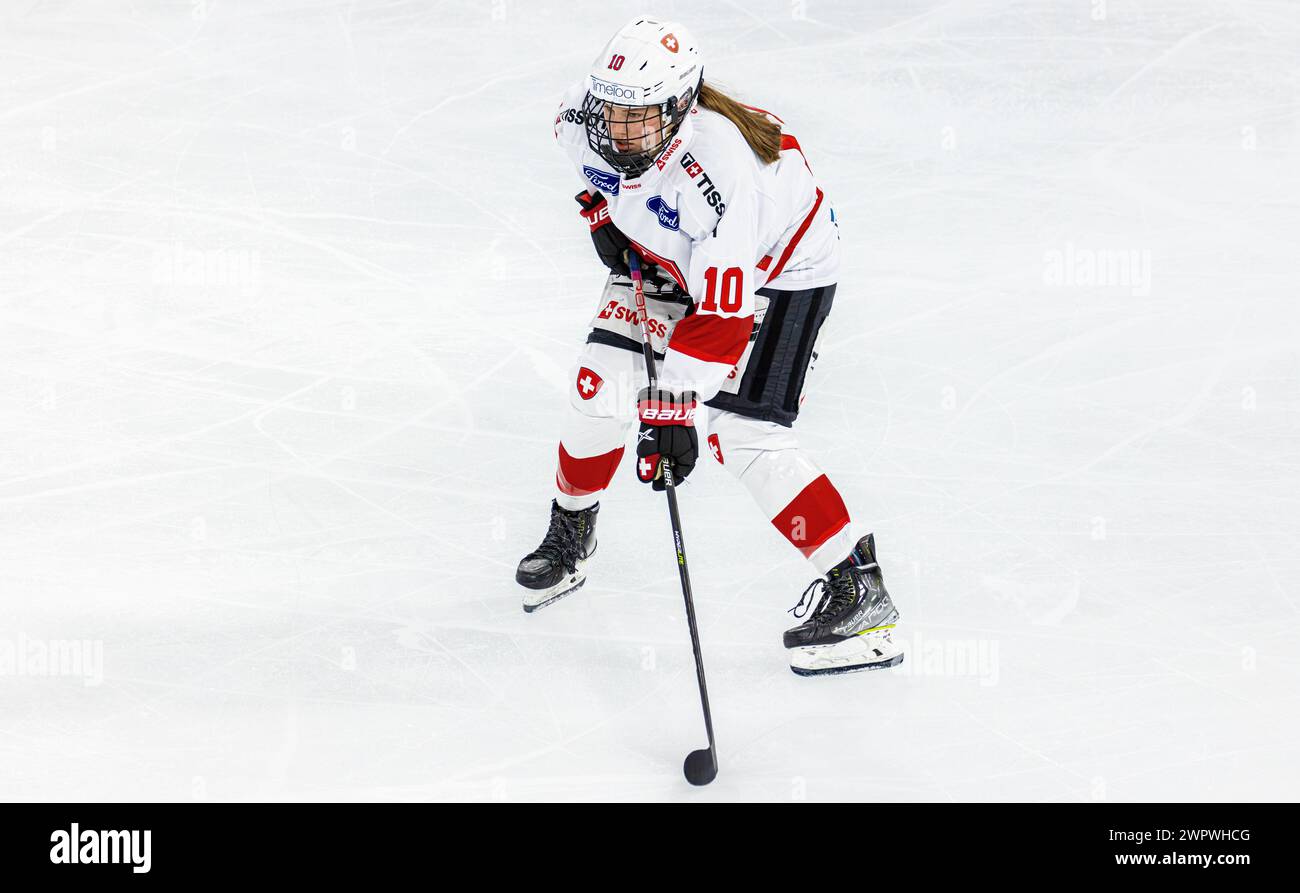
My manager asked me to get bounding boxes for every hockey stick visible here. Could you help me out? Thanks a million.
[627,251,718,786]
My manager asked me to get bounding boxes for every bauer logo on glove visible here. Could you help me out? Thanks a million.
[575,190,663,282]
[635,386,699,490]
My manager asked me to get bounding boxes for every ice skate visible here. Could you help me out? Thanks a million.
[516,500,598,613]
[783,534,903,676]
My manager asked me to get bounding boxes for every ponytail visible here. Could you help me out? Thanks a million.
[696,82,783,165]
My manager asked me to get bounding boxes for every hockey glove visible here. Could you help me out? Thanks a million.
[635,386,699,490]
[575,190,661,280]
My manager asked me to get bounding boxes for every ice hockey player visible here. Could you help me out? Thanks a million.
[516,17,902,676]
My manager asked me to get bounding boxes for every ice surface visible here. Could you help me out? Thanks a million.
[1,0,1298,802]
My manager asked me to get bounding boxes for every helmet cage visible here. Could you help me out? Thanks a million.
[583,80,698,179]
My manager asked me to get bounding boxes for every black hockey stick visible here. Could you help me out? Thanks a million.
[627,252,718,786]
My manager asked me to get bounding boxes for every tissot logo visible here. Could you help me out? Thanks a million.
[50,823,151,874]
[678,151,726,215]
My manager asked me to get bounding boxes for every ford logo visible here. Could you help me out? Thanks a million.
[646,195,680,231]
[582,165,621,195]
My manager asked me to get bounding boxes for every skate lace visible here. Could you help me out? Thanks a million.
[788,570,857,621]
[529,509,583,573]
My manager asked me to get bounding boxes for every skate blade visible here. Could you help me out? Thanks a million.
[789,632,904,677]
[521,571,587,613]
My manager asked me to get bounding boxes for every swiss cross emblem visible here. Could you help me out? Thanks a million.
[707,433,723,465]
[661,33,678,53]
[576,367,603,400]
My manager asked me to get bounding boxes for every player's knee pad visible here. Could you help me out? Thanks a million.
[706,409,850,567]
[707,408,833,518]
[704,410,801,482]
[567,343,641,422]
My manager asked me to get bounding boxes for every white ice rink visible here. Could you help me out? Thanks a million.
[2,0,1298,802]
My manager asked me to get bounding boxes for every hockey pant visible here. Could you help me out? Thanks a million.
[554,288,853,575]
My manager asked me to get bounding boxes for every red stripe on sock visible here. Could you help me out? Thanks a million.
[556,443,624,496]
[770,474,850,559]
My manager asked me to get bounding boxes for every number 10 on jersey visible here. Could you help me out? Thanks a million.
[700,267,743,313]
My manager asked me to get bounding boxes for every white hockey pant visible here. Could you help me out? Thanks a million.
[553,341,855,575]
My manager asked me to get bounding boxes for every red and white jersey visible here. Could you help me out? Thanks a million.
[554,80,839,402]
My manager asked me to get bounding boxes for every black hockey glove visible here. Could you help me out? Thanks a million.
[575,190,661,281]
[635,386,699,491]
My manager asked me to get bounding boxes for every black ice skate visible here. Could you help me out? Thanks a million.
[516,500,598,613]
[783,533,903,676]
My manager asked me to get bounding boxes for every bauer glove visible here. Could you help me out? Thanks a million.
[635,386,699,490]
[575,190,662,281]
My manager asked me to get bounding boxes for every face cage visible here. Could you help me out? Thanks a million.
[583,91,688,179]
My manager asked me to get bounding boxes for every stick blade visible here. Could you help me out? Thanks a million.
[683,748,717,786]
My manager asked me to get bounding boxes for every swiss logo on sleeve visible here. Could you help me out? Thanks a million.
[575,367,604,400]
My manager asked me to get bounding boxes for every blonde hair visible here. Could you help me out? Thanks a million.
[696,82,782,164]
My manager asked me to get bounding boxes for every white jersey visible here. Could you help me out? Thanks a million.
[553,80,840,402]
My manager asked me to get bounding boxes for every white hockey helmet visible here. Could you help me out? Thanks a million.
[583,18,703,178]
